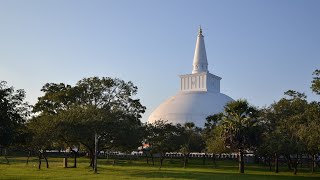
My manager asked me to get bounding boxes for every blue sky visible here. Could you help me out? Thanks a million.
[1,0,319,122]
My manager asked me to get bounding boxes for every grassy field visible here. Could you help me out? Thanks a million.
[1,156,320,179]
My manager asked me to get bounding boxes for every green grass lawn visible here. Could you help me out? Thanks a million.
[1,156,320,179]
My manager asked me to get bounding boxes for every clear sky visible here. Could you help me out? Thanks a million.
[1,0,319,123]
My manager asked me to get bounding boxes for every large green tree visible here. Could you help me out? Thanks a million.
[256,107,283,173]
[0,81,30,163]
[276,91,308,174]
[219,99,261,173]
[30,77,146,168]
[259,90,308,174]
[296,101,320,173]
[178,122,205,168]
[27,115,56,169]
[204,113,229,167]
[145,120,181,168]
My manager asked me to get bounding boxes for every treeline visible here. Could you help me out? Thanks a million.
[0,70,319,174]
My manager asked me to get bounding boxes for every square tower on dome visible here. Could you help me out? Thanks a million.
[179,72,221,93]
[179,26,221,93]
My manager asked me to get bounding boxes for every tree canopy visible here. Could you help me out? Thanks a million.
[311,69,320,95]
[28,77,146,168]
[0,81,30,149]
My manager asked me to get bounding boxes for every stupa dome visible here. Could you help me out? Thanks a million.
[148,27,233,127]
[148,91,233,127]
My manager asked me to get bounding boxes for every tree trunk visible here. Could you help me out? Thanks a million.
[89,150,94,167]
[43,152,49,168]
[151,154,154,166]
[317,161,320,168]
[63,157,68,168]
[4,148,9,164]
[74,153,77,168]
[145,152,149,164]
[254,155,260,164]
[286,155,292,170]
[4,155,9,163]
[239,149,244,173]
[90,156,93,167]
[274,153,279,173]
[26,151,31,165]
[183,154,188,168]
[293,164,298,175]
[160,158,163,168]
[129,154,133,164]
[212,155,217,168]
[73,151,77,168]
[94,133,98,173]
[160,154,165,168]
[311,154,316,173]
[38,152,42,170]
[292,155,299,175]
[268,158,271,171]
[202,153,206,165]
[92,155,95,170]
[113,157,117,165]
[317,162,320,168]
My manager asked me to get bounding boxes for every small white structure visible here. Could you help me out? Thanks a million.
[148,27,233,127]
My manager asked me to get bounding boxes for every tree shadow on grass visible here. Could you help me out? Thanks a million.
[127,169,320,180]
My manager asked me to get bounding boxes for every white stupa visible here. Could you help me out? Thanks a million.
[148,27,233,127]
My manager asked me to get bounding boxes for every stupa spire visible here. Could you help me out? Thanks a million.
[192,26,208,74]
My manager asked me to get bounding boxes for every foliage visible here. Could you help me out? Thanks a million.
[311,69,320,95]
[28,77,146,167]
[205,126,229,154]
[273,90,308,155]
[178,122,205,168]
[2,69,320,175]
[297,101,320,154]
[257,90,312,174]
[220,99,261,152]
[209,99,262,173]
[204,113,229,154]
[145,120,181,167]
[0,81,30,149]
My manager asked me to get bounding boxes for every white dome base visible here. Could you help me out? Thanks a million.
[148,91,233,127]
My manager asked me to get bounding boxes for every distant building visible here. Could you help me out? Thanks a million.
[148,27,233,127]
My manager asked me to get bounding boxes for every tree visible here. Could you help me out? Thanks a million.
[0,81,30,163]
[178,122,205,168]
[296,101,320,173]
[53,105,109,168]
[27,115,56,169]
[31,77,146,170]
[204,113,229,167]
[279,91,308,174]
[254,70,320,174]
[105,113,145,164]
[311,69,320,95]
[145,120,180,168]
[261,90,308,174]
[305,69,320,172]
[219,99,261,173]
[256,107,282,173]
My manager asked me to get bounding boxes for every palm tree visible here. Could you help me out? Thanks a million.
[221,99,260,173]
